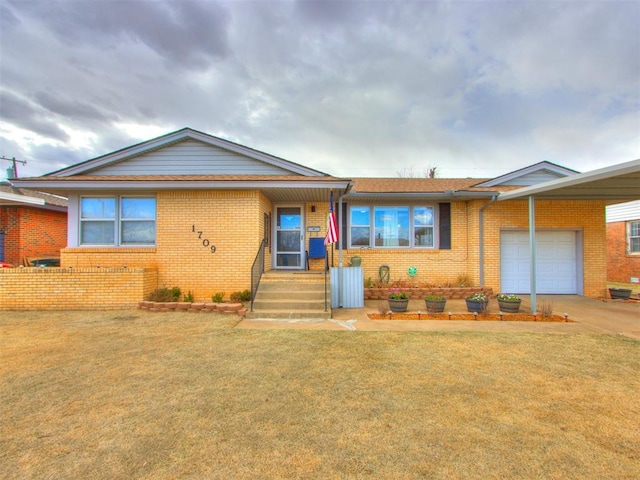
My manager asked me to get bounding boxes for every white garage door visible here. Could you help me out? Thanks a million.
[501,231,578,294]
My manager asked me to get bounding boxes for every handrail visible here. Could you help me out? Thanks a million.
[324,246,328,312]
[250,239,267,312]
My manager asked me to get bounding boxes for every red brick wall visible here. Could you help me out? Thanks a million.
[607,221,640,283]
[0,206,67,266]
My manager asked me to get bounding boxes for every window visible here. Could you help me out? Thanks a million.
[349,205,435,248]
[350,206,370,247]
[80,196,156,246]
[375,206,409,246]
[414,206,435,247]
[629,221,640,253]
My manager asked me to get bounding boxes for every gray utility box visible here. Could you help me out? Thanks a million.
[330,267,364,308]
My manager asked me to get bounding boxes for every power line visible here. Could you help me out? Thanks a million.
[0,156,27,179]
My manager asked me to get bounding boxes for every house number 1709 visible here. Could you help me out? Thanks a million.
[192,225,217,253]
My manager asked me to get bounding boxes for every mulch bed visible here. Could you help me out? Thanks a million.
[368,313,573,322]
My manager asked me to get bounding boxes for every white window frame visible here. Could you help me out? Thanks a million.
[628,220,640,254]
[79,195,156,247]
[348,204,436,249]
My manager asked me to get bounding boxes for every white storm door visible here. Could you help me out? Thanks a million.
[275,206,304,269]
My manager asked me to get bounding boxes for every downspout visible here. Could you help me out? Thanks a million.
[479,195,499,287]
[338,192,345,308]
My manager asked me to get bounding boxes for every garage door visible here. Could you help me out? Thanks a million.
[501,231,578,294]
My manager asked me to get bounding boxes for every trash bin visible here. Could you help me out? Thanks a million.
[350,256,361,267]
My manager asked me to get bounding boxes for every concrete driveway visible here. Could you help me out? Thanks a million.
[237,295,640,340]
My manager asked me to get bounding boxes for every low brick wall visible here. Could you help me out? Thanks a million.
[365,286,494,301]
[0,267,158,310]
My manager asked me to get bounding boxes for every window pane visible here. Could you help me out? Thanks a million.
[414,207,434,226]
[351,227,370,246]
[277,231,299,252]
[122,221,155,245]
[81,221,114,244]
[414,207,434,247]
[351,207,370,225]
[81,198,116,219]
[415,227,434,247]
[631,222,640,237]
[122,198,156,219]
[375,207,409,247]
[278,208,301,229]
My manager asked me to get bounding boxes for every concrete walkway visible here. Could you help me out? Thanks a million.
[236,295,640,340]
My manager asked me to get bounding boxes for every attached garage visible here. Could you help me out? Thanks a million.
[501,230,580,294]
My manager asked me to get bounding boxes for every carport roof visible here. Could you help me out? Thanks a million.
[497,159,640,202]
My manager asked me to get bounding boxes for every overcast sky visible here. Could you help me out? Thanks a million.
[1,0,638,181]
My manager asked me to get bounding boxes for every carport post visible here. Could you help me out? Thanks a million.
[529,195,537,313]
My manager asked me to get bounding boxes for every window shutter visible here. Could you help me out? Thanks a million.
[341,202,348,249]
[439,203,451,250]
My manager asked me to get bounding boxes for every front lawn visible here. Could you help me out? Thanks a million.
[1,311,638,479]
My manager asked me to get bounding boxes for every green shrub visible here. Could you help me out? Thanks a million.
[211,292,225,303]
[183,291,194,303]
[171,286,181,301]
[146,286,181,302]
[230,290,252,303]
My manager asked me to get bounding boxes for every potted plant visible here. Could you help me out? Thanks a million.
[496,293,522,313]
[388,288,409,312]
[424,295,447,313]
[465,293,489,313]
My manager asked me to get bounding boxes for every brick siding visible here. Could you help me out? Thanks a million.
[606,221,640,283]
[1,192,611,309]
[0,206,67,265]
[0,267,157,310]
[343,199,608,298]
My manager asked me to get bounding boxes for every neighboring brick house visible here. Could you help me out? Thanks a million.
[5,128,638,309]
[0,183,68,266]
[606,200,640,284]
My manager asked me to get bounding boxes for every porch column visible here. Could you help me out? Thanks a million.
[529,195,537,313]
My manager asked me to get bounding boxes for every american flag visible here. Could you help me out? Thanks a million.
[324,191,339,245]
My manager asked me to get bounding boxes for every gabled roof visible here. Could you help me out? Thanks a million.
[48,127,329,178]
[344,177,518,201]
[475,161,579,187]
[497,159,640,201]
[352,177,492,193]
[0,183,67,209]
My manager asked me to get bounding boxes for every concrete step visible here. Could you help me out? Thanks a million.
[257,281,327,292]
[252,298,329,311]
[255,290,326,301]
[250,270,331,319]
[245,309,331,320]
[261,271,328,283]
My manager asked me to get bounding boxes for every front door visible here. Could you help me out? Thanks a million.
[274,206,304,269]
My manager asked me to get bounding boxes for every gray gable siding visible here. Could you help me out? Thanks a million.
[92,139,298,176]
[499,170,567,186]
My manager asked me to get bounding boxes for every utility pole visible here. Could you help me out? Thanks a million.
[0,156,27,179]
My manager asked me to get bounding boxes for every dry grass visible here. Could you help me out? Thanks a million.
[1,310,639,479]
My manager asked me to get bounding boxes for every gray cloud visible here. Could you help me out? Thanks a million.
[0,90,70,142]
[1,0,638,181]
[8,0,231,69]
